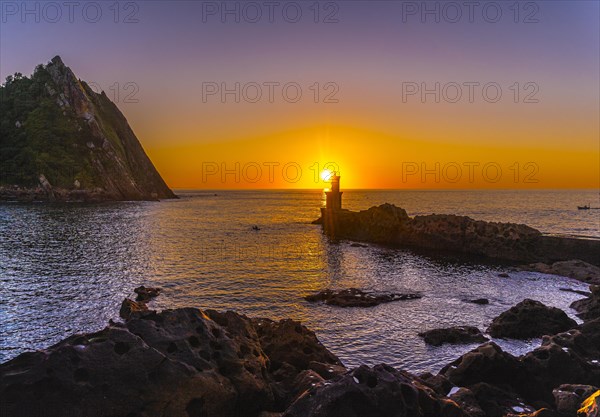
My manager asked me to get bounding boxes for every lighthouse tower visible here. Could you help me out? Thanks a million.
[325,173,343,210]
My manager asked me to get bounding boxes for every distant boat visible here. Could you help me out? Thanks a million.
[578,205,590,210]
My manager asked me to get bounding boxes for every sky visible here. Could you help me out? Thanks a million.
[1,0,599,189]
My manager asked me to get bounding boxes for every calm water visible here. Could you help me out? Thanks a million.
[0,189,598,373]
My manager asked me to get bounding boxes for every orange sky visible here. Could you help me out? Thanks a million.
[3,2,598,190]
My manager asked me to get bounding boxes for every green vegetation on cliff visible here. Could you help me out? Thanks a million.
[0,56,175,200]
[0,65,97,188]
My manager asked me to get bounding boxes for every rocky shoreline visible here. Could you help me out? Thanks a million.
[1,286,599,417]
[315,204,600,273]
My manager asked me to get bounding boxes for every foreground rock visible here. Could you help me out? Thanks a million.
[520,260,600,285]
[487,299,577,339]
[305,288,421,307]
[282,364,464,417]
[0,302,345,417]
[317,204,600,266]
[134,285,162,302]
[571,285,600,321]
[441,319,600,407]
[3,296,599,417]
[552,384,598,416]
[419,326,488,346]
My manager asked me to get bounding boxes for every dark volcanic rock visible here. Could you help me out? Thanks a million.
[419,326,488,346]
[0,325,238,417]
[552,384,598,416]
[521,260,600,285]
[134,285,162,302]
[571,285,600,321]
[305,288,421,307]
[248,316,345,408]
[282,364,464,417]
[467,298,490,305]
[520,319,600,403]
[319,204,600,265]
[487,299,577,339]
[466,383,536,417]
[0,302,346,417]
[448,387,487,417]
[119,297,149,320]
[440,342,526,390]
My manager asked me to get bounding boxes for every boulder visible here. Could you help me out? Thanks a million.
[466,382,536,417]
[250,317,345,408]
[520,319,600,403]
[468,299,490,305]
[440,342,527,390]
[571,285,600,321]
[0,325,237,417]
[448,387,486,417]
[119,298,149,320]
[134,285,162,302]
[0,302,346,417]
[305,288,421,307]
[487,299,577,339]
[419,326,488,347]
[521,260,600,285]
[552,384,598,416]
[282,364,464,417]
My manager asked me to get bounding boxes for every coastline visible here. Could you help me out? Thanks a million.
[1,286,598,417]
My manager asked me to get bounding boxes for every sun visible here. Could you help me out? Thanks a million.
[320,169,334,182]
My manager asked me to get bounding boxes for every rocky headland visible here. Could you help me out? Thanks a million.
[2,286,599,417]
[315,204,600,271]
[0,56,176,201]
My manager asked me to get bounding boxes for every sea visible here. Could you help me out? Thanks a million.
[1,189,599,373]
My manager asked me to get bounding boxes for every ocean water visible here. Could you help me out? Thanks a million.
[0,189,598,373]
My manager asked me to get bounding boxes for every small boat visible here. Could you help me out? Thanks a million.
[578,205,590,210]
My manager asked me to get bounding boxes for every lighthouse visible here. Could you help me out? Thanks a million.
[325,173,342,211]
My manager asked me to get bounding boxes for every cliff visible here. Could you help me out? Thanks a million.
[0,56,176,201]
[317,204,600,266]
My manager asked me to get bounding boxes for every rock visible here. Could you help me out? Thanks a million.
[38,174,55,200]
[578,390,600,417]
[520,319,600,403]
[134,285,162,302]
[419,326,488,346]
[305,288,421,307]
[1,302,346,417]
[119,298,149,320]
[441,342,527,390]
[250,317,345,408]
[552,384,598,415]
[571,285,600,321]
[282,364,464,417]
[487,299,577,339]
[561,288,593,297]
[521,260,600,285]
[449,387,486,417]
[318,204,600,266]
[0,325,238,417]
[498,273,510,278]
[467,382,536,417]
[419,372,453,396]
[307,361,347,380]
[467,298,490,305]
